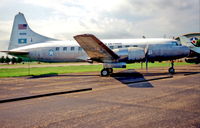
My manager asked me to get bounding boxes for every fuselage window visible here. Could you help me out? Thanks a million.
[118,45,122,48]
[78,47,83,51]
[71,47,75,51]
[109,46,114,49]
[56,47,59,51]
[63,47,67,51]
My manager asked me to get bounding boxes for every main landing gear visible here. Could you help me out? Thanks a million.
[168,60,175,74]
[101,68,113,76]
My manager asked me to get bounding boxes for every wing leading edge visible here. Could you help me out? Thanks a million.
[74,34,119,62]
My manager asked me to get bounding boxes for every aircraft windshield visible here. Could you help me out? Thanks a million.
[171,41,180,46]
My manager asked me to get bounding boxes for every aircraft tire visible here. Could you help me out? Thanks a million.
[101,68,109,76]
[168,67,175,74]
[108,68,113,73]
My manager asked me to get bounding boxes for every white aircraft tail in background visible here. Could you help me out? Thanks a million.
[179,36,200,64]
[179,36,200,54]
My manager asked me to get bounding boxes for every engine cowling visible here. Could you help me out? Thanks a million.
[103,62,126,68]
[113,47,145,61]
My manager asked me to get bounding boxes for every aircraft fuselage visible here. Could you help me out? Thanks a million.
[10,38,189,62]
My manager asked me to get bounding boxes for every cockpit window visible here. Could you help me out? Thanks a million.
[171,41,179,46]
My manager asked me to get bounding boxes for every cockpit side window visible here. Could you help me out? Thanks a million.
[171,41,179,46]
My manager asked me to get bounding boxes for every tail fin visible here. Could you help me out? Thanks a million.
[179,36,200,54]
[8,12,57,50]
[179,36,193,48]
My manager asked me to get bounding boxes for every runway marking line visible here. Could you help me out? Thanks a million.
[0,88,92,104]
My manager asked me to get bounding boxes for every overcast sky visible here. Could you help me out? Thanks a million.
[0,0,199,52]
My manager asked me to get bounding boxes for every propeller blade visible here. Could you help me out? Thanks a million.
[141,62,143,69]
[145,44,149,72]
[145,58,148,72]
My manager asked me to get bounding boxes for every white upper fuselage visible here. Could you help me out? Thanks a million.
[10,38,189,62]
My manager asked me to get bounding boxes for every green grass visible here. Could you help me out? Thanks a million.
[0,65,102,77]
[0,62,191,77]
[0,62,82,66]
[126,62,191,69]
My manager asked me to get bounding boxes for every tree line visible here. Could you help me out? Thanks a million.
[0,56,23,64]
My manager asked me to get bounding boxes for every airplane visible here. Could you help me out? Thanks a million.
[1,12,190,76]
[179,36,200,64]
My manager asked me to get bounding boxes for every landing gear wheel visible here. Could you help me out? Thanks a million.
[108,68,113,73]
[101,68,109,76]
[168,67,175,74]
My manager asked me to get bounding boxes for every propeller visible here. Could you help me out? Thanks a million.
[144,44,149,72]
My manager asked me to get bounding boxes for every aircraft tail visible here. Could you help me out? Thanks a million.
[179,36,200,54]
[8,12,57,50]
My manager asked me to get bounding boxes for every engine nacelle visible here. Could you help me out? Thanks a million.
[103,62,126,68]
[113,47,145,61]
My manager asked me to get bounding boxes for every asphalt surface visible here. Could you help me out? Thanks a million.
[0,65,200,128]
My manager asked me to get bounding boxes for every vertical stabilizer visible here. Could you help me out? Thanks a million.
[179,36,193,48]
[8,12,57,50]
[180,36,200,54]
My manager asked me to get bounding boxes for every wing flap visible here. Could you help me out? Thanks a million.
[74,34,119,62]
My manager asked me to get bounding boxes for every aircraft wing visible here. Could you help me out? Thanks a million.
[0,50,29,56]
[74,34,119,62]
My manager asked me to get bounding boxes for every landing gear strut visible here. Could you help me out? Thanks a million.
[101,68,113,76]
[168,60,175,74]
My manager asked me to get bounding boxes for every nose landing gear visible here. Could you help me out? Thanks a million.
[168,60,175,74]
[101,68,113,76]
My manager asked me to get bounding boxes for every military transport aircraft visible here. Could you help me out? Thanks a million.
[179,36,200,64]
[1,12,190,76]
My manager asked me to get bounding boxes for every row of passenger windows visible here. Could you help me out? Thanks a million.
[55,47,83,51]
[54,45,138,51]
[109,45,138,49]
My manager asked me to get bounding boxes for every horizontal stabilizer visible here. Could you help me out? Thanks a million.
[0,50,29,55]
[74,34,119,62]
[190,47,200,54]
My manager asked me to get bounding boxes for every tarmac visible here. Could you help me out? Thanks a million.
[0,64,200,128]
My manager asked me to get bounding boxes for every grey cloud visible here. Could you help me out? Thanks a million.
[0,0,199,41]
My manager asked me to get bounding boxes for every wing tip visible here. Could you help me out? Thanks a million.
[74,34,95,39]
